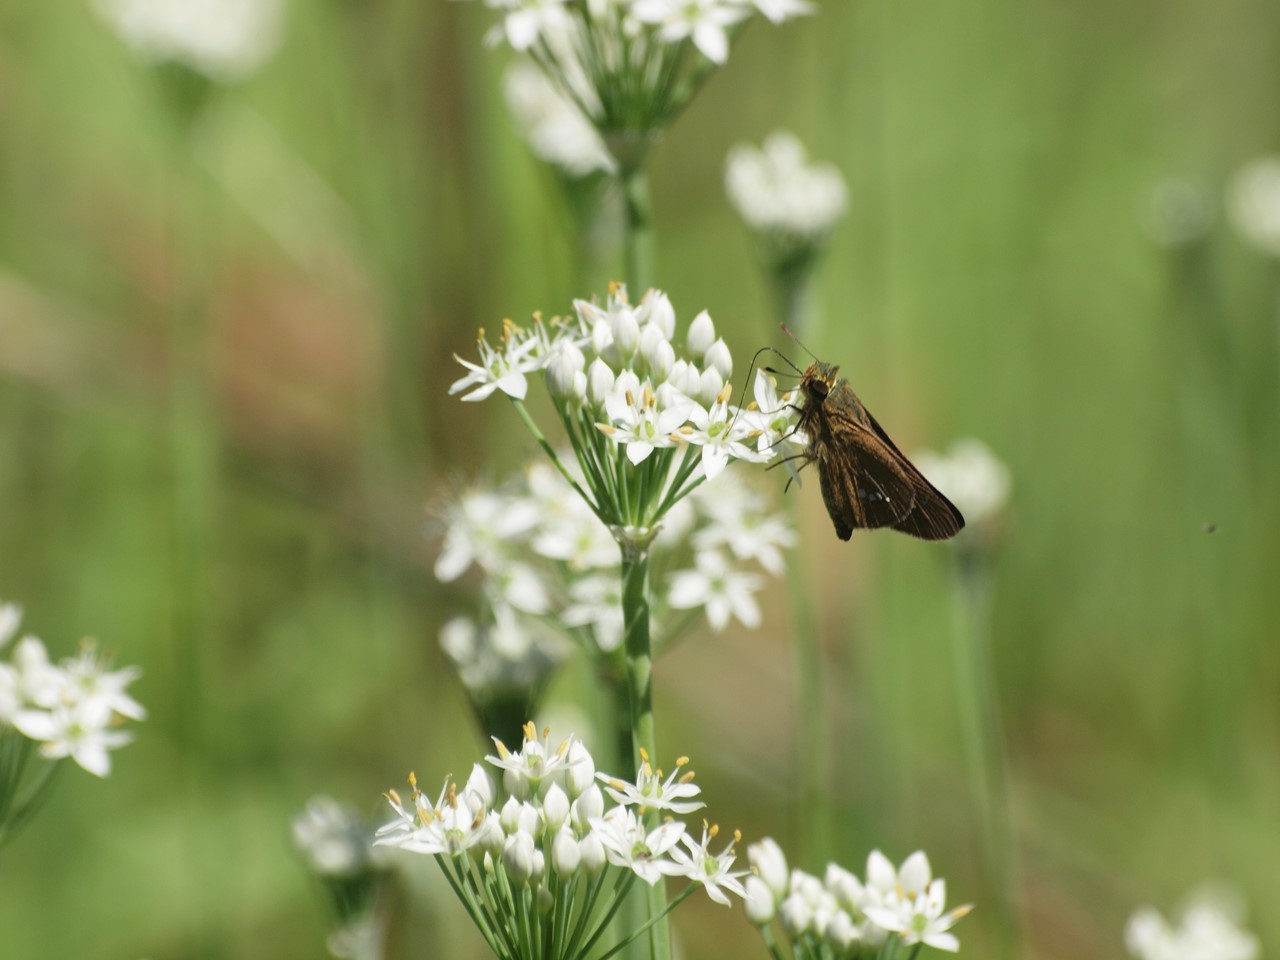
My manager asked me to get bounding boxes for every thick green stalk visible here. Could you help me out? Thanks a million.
[621,166,654,293]
[619,548,669,960]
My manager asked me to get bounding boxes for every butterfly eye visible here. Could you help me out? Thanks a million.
[810,379,829,400]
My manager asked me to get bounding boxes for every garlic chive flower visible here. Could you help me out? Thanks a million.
[745,839,972,957]
[1228,156,1280,258]
[463,1,813,157]
[1125,884,1260,960]
[505,60,616,178]
[449,285,797,554]
[599,747,704,814]
[914,438,1012,554]
[90,0,287,83]
[376,725,748,960]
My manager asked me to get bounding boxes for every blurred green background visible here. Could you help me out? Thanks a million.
[1,1,1277,958]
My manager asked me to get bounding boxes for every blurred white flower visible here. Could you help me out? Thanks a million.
[1229,157,1280,257]
[630,0,750,64]
[562,574,625,652]
[61,642,147,721]
[433,487,541,582]
[0,636,64,720]
[913,438,1011,529]
[667,550,763,630]
[292,796,384,877]
[726,131,847,241]
[504,61,615,177]
[439,607,563,695]
[691,469,795,575]
[91,0,286,82]
[1126,885,1260,960]
[449,322,544,403]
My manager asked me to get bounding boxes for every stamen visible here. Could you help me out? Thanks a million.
[523,721,537,741]
[717,384,733,405]
[388,789,402,806]
[597,423,617,436]
[678,771,696,784]
[708,823,720,839]
[675,757,689,767]
[638,747,650,763]
[493,738,511,759]
[625,389,635,406]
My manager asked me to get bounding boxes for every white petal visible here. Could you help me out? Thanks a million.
[899,851,932,893]
[496,370,529,400]
[625,441,654,465]
[924,932,961,952]
[72,741,113,778]
[692,22,729,64]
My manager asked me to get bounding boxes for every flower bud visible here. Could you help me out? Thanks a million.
[687,309,716,356]
[824,863,865,913]
[570,784,604,831]
[825,911,858,951]
[551,828,581,875]
[563,742,596,799]
[586,358,616,407]
[502,832,538,885]
[779,893,813,936]
[475,813,505,857]
[503,766,530,801]
[517,801,542,838]
[744,876,777,925]
[531,848,546,883]
[541,783,570,833]
[465,764,495,809]
[697,367,725,407]
[645,338,675,382]
[546,341,586,399]
[537,883,554,915]
[704,337,733,379]
[749,838,789,900]
[579,832,606,876]
[639,290,676,340]
[500,796,524,835]
[592,319,613,357]
[791,869,823,901]
[610,305,640,357]
[669,359,701,398]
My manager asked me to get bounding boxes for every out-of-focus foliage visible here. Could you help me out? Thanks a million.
[0,1,1277,958]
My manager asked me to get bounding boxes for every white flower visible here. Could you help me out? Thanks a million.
[726,131,848,240]
[1126,886,1260,960]
[913,438,1011,527]
[691,471,794,575]
[670,824,748,906]
[487,723,579,796]
[1229,157,1280,257]
[862,853,971,953]
[631,0,750,64]
[439,607,562,694]
[449,323,543,402]
[745,875,777,924]
[599,380,695,466]
[683,387,770,481]
[91,0,286,83]
[292,796,379,877]
[668,550,763,630]
[61,643,147,721]
[488,0,575,52]
[0,603,21,648]
[0,636,64,720]
[375,775,492,858]
[12,699,132,778]
[504,61,614,177]
[433,488,541,581]
[562,574,625,652]
[588,806,686,885]
[599,749,704,814]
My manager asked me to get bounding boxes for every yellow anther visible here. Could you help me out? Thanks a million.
[675,757,689,767]
[717,384,733,405]
[642,762,653,779]
[597,423,617,436]
[608,778,627,791]
[625,390,635,406]
[408,772,418,788]
[656,769,664,780]
[678,771,696,784]
[708,824,720,839]
[523,721,537,741]
[476,327,486,341]
[388,789,402,806]
[747,401,758,411]
[608,280,623,297]
[543,725,552,740]
[639,748,650,763]
[733,829,742,843]
[472,808,486,829]
[556,738,570,757]
[951,905,974,920]
[680,425,694,435]
[531,310,542,323]
[447,782,458,808]
[643,385,656,408]
[494,738,511,759]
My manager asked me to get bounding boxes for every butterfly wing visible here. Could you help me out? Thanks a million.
[816,401,965,542]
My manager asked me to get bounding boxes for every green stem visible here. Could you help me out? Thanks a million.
[621,165,654,293]
[596,884,696,960]
[758,924,789,960]
[0,758,64,849]
[619,549,670,960]
[512,400,606,524]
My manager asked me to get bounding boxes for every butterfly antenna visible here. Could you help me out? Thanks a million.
[779,323,820,363]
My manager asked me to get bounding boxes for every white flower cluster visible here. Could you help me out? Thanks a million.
[1126,886,1260,960]
[913,438,1011,531]
[434,463,792,689]
[0,602,144,778]
[726,131,848,244]
[465,0,812,152]
[1228,156,1280,258]
[293,795,392,879]
[505,61,615,178]
[744,839,972,956]
[91,0,286,83]
[377,724,748,958]
[450,286,804,544]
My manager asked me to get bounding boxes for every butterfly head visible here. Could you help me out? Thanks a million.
[800,361,841,404]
